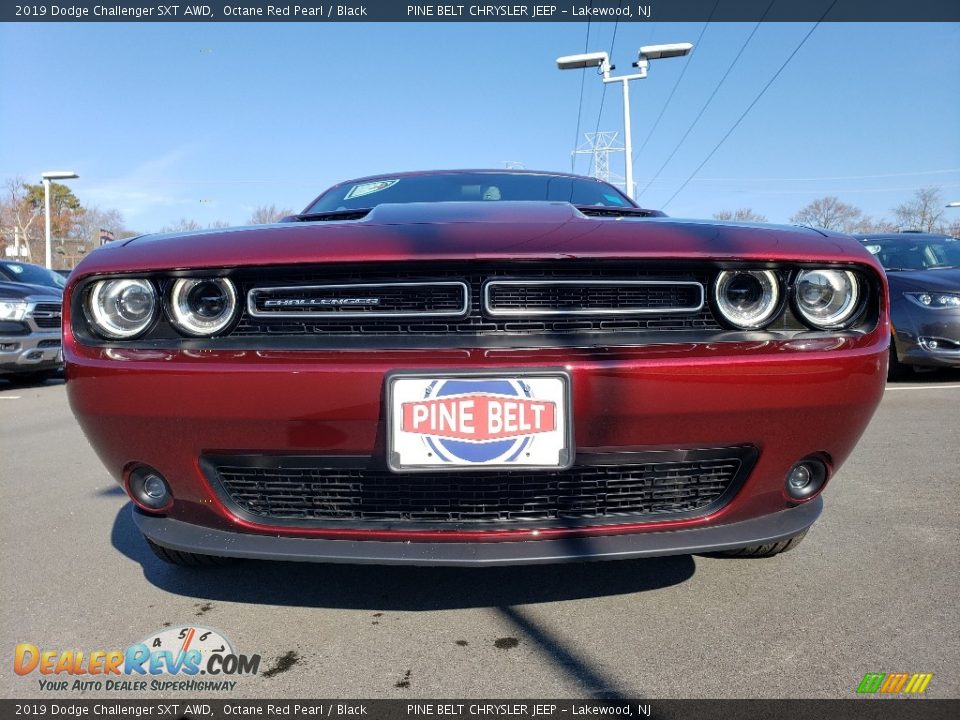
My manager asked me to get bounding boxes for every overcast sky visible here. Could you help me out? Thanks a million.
[1,21,958,231]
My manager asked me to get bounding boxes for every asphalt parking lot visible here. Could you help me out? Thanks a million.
[1,372,958,700]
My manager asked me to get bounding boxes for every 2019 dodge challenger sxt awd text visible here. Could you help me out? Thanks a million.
[64,170,888,567]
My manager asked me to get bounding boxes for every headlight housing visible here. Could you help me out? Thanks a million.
[86,279,158,339]
[712,270,781,329]
[905,292,960,309]
[793,270,862,329]
[0,300,29,321]
[168,278,237,336]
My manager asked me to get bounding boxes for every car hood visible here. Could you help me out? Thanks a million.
[71,202,881,277]
[886,268,960,292]
[0,281,63,301]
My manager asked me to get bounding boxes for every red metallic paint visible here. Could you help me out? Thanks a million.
[64,203,889,545]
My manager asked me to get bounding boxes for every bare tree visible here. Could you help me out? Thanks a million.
[790,197,863,233]
[847,216,898,235]
[713,208,768,223]
[159,218,203,233]
[159,218,232,233]
[247,204,294,225]
[892,187,945,233]
[0,176,44,262]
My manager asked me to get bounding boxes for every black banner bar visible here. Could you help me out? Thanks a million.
[3,0,960,23]
[2,700,959,720]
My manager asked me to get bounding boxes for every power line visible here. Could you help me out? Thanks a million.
[662,0,840,210]
[639,168,960,184]
[632,0,720,164]
[588,1,623,175]
[570,2,593,173]
[635,0,775,201]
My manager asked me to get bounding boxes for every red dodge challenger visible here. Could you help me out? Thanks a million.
[64,170,888,567]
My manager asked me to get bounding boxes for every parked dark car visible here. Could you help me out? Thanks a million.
[64,170,888,567]
[0,280,63,384]
[0,260,68,291]
[855,233,960,379]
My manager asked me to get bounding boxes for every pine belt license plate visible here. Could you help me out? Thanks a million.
[386,371,573,472]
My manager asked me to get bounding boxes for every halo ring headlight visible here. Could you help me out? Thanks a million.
[86,279,157,339]
[793,269,861,329]
[713,270,781,330]
[168,278,237,336]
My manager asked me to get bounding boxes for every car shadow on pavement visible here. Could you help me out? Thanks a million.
[110,504,695,611]
[887,368,960,385]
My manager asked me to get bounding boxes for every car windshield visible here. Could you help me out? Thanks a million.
[0,261,67,289]
[862,237,960,271]
[305,172,635,213]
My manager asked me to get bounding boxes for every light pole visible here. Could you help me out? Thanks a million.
[557,43,693,200]
[41,170,79,269]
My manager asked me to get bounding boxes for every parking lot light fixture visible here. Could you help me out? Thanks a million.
[557,43,693,200]
[40,171,79,270]
[946,201,960,208]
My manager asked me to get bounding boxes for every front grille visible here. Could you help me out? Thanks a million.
[248,282,467,317]
[31,303,62,329]
[484,280,704,316]
[206,448,753,529]
[230,263,721,338]
[37,339,61,348]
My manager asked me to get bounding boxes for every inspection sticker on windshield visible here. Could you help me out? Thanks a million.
[344,179,399,200]
[386,371,572,472]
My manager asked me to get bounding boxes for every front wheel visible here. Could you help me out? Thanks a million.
[5,370,57,386]
[887,339,913,381]
[145,537,232,567]
[713,529,808,558]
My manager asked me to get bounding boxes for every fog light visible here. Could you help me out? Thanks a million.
[785,459,827,501]
[129,467,172,511]
[788,465,812,489]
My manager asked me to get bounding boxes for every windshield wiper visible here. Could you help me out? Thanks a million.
[284,208,372,222]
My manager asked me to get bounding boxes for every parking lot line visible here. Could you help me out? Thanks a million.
[885,384,960,391]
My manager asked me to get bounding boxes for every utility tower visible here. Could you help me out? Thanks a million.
[572,132,627,192]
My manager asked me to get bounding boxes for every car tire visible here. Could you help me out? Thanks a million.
[713,529,808,558]
[887,339,912,382]
[6,370,56,386]
[145,537,232,567]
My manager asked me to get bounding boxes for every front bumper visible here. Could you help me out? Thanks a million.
[0,330,62,375]
[135,496,822,566]
[893,304,960,370]
[67,333,886,560]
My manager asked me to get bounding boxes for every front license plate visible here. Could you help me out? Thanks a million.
[386,371,572,472]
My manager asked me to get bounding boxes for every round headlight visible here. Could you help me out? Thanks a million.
[87,279,157,339]
[168,278,237,336]
[713,270,781,329]
[794,270,861,329]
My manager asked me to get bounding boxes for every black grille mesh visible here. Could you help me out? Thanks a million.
[231,263,720,338]
[250,283,466,316]
[487,282,702,314]
[210,451,748,527]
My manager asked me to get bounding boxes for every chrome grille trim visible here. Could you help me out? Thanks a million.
[247,281,470,319]
[483,279,705,317]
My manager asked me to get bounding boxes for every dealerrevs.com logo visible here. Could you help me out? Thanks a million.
[857,672,934,695]
[14,625,261,692]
